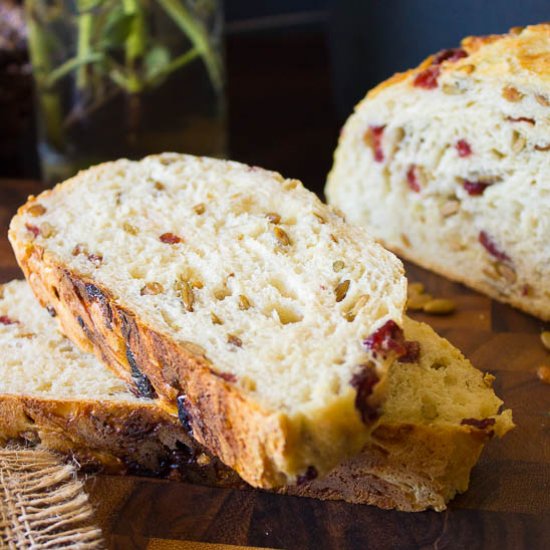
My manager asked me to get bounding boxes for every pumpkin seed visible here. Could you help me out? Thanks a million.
[335,280,350,302]
[141,282,164,296]
[274,226,291,246]
[27,204,46,217]
[423,298,456,315]
[333,260,345,272]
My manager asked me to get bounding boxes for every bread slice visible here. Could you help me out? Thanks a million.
[9,154,408,488]
[0,279,241,485]
[0,280,513,511]
[326,24,550,320]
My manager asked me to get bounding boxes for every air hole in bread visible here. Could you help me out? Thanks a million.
[263,303,303,325]
[37,381,52,392]
[213,286,231,301]
[52,286,60,299]
[272,304,303,325]
[268,278,297,300]
[160,310,180,332]
[129,267,146,280]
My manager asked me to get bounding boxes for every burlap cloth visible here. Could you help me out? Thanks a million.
[0,448,103,549]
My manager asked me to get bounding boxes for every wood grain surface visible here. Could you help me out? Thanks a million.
[1,177,549,550]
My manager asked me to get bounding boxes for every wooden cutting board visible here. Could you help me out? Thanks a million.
[1,179,548,550]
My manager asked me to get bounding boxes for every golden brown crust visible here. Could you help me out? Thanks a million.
[366,24,550,103]
[288,421,487,511]
[0,390,486,511]
[0,393,242,486]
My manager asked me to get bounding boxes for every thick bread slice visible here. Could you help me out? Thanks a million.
[0,280,513,511]
[9,154,407,488]
[0,280,240,484]
[326,24,550,320]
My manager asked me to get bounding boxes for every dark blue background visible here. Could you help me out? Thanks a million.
[225,0,550,119]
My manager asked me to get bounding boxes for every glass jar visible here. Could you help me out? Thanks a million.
[26,0,226,184]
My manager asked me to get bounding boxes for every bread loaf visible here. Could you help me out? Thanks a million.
[326,24,550,320]
[0,280,513,511]
[9,154,408,488]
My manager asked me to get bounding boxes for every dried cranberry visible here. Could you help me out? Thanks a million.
[463,180,491,196]
[350,364,380,423]
[414,48,467,90]
[432,48,468,64]
[413,66,440,89]
[364,320,407,358]
[406,165,421,192]
[461,417,496,430]
[364,125,385,162]
[25,223,40,238]
[479,231,511,263]
[399,341,421,363]
[160,232,182,244]
[456,139,472,157]
[0,315,17,325]
[296,465,318,486]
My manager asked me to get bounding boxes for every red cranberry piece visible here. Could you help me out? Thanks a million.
[413,66,440,89]
[463,180,491,196]
[365,125,385,162]
[0,315,17,325]
[414,48,467,90]
[160,232,182,244]
[406,165,421,192]
[25,223,40,238]
[296,465,318,486]
[479,231,511,263]
[350,364,380,423]
[432,48,468,64]
[399,341,421,363]
[460,417,496,430]
[363,320,408,358]
[456,139,472,158]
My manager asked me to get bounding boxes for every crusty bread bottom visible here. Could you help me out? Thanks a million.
[0,391,485,511]
[0,394,241,486]
[383,240,548,321]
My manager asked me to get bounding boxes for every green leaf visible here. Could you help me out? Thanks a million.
[99,7,136,50]
[144,45,171,81]
[77,0,104,13]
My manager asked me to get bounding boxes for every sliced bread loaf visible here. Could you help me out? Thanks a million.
[0,280,513,511]
[326,24,550,320]
[9,154,408,488]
